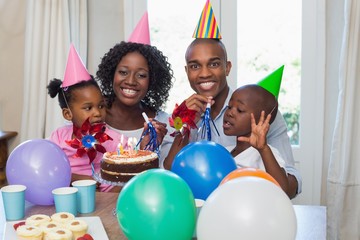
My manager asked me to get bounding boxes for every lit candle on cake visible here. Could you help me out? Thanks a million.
[118,135,124,155]
[127,137,137,156]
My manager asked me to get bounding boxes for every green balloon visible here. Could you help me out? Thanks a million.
[116,169,196,240]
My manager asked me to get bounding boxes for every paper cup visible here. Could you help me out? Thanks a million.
[72,180,96,214]
[1,184,27,221]
[193,198,205,238]
[52,187,78,216]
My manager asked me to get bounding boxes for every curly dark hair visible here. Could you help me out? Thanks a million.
[47,76,99,109]
[96,41,174,112]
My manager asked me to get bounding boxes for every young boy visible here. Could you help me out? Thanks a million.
[223,84,289,193]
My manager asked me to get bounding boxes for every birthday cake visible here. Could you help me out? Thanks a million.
[100,150,159,182]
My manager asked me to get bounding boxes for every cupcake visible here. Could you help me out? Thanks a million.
[45,227,73,240]
[40,221,62,238]
[25,214,51,226]
[16,225,43,240]
[65,219,88,239]
[51,212,75,226]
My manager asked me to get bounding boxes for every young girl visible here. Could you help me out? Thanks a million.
[47,77,127,192]
[47,45,127,192]
[223,84,290,195]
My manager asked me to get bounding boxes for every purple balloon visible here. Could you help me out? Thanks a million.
[6,139,71,205]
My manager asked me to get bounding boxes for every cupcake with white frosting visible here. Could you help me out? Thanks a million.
[51,212,75,226]
[25,214,51,227]
[65,219,89,239]
[16,225,43,240]
[45,227,73,240]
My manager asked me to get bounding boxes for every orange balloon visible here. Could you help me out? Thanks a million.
[220,167,280,187]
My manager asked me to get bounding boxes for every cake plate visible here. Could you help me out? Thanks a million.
[92,172,127,187]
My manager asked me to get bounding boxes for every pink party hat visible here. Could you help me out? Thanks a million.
[128,11,151,45]
[62,44,91,88]
[192,0,222,39]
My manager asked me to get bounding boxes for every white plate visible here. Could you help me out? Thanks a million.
[3,216,109,240]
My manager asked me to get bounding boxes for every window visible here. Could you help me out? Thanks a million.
[237,0,301,145]
[148,0,204,112]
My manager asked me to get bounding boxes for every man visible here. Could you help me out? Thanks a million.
[164,38,301,199]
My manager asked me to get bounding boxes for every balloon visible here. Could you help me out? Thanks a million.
[197,177,297,240]
[220,167,280,187]
[171,141,237,200]
[116,169,196,240]
[6,139,71,205]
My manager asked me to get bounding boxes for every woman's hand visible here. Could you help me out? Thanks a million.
[140,118,168,150]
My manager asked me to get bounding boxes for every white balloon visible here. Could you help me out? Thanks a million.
[197,177,297,240]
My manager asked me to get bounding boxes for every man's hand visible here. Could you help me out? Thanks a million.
[185,94,213,123]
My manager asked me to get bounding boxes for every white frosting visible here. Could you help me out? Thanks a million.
[51,212,75,225]
[103,151,158,164]
[65,219,88,232]
[16,225,43,238]
[45,227,73,240]
[101,169,138,176]
[25,214,51,226]
[40,221,61,234]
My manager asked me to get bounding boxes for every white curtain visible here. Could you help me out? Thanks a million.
[20,0,88,141]
[327,0,360,239]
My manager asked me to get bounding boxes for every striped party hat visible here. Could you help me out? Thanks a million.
[192,0,222,39]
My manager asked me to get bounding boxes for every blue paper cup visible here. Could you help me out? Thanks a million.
[52,187,78,216]
[72,180,96,214]
[1,184,27,221]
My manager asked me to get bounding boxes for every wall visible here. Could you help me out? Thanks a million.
[0,0,25,152]
[87,0,124,75]
[0,0,124,152]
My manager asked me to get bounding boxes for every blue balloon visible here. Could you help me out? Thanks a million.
[171,141,237,200]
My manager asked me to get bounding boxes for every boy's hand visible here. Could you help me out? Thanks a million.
[238,111,271,150]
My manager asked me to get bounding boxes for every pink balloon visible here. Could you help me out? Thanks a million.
[6,139,71,205]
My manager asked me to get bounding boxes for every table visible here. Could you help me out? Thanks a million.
[0,131,17,187]
[0,192,326,240]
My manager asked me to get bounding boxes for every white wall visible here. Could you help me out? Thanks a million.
[0,0,26,151]
[87,0,124,75]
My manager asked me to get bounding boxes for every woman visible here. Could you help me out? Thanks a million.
[96,41,174,167]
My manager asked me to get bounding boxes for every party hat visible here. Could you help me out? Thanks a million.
[192,0,222,39]
[62,44,91,88]
[128,11,150,45]
[257,65,284,99]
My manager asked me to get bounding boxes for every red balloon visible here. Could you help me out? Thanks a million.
[220,167,280,187]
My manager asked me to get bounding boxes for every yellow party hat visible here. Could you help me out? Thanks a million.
[192,0,222,39]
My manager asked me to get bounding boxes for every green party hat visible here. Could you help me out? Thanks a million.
[257,65,284,99]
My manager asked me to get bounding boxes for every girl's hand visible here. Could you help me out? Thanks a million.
[237,111,271,150]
